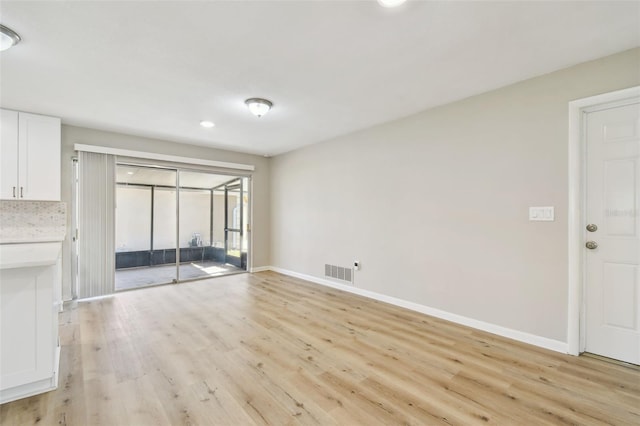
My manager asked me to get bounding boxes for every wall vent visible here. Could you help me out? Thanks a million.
[325,264,353,283]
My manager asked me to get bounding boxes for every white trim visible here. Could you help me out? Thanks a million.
[264,266,567,354]
[77,293,115,302]
[247,177,254,274]
[567,86,640,356]
[250,266,271,273]
[0,375,58,405]
[74,143,255,171]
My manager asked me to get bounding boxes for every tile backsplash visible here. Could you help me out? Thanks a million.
[0,200,67,243]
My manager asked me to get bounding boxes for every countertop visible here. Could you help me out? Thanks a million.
[0,241,63,269]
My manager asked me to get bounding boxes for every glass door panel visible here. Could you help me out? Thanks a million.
[212,187,226,252]
[177,186,211,280]
[224,179,243,268]
[241,177,250,264]
[115,165,177,290]
[179,171,246,280]
[115,167,250,289]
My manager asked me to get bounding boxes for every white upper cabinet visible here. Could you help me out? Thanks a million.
[0,110,19,199]
[0,109,61,201]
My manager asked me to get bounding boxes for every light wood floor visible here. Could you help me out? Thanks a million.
[1,271,639,425]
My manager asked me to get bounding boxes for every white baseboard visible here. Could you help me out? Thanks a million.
[260,266,568,354]
[250,266,271,273]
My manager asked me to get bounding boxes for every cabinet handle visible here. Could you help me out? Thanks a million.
[20,187,23,198]
[12,186,16,198]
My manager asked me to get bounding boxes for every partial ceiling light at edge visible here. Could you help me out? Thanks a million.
[378,0,406,7]
[0,24,21,51]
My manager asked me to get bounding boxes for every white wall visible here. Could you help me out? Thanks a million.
[212,192,225,247]
[115,187,233,252]
[153,188,177,250]
[178,190,211,248]
[270,48,640,344]
[115,186,151,251]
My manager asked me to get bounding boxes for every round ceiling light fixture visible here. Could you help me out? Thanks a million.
[245,98,273,118]
[199,120,215,128]
[0,24,21,51]
[377,0,407,7]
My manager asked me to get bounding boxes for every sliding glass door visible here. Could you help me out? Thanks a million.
[114,164,250,290]
[178,171,224,280]
[115,165,178,290]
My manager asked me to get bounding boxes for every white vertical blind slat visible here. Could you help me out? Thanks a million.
[78,151,115,298]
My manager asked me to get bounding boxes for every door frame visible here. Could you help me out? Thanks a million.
[71,158,78,299]
[567,85,640,356]
[213,177,246,269]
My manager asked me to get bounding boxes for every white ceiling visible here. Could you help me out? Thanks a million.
[0,1,638,156]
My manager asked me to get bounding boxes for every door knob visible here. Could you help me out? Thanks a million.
[586,224,598,232]
[585,241,598,250]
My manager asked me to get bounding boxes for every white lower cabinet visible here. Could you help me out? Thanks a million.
[0,242,62,404]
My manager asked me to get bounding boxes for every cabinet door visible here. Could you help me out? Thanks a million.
[0,266,54,389]
[18,112,61,200]
[0,109,19,199]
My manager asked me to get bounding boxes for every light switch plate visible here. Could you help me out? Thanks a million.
[529,206,554,221]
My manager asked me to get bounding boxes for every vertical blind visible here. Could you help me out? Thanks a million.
[78,151,115,298]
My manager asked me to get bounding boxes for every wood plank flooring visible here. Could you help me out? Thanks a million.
[1,271,639,425]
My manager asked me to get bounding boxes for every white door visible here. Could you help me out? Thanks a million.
[584,100,640,365]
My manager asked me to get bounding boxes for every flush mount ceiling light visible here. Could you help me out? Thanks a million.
[377,0,407,7]
[0,24,21,51]
[199,120,215,128]
[245,98,273,118]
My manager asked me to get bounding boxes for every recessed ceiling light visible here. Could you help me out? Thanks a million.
[127,171,134,175]
[377,0,406,7]
[245,98,273,118]
[0,24,21,51]
[199,120,215,128]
